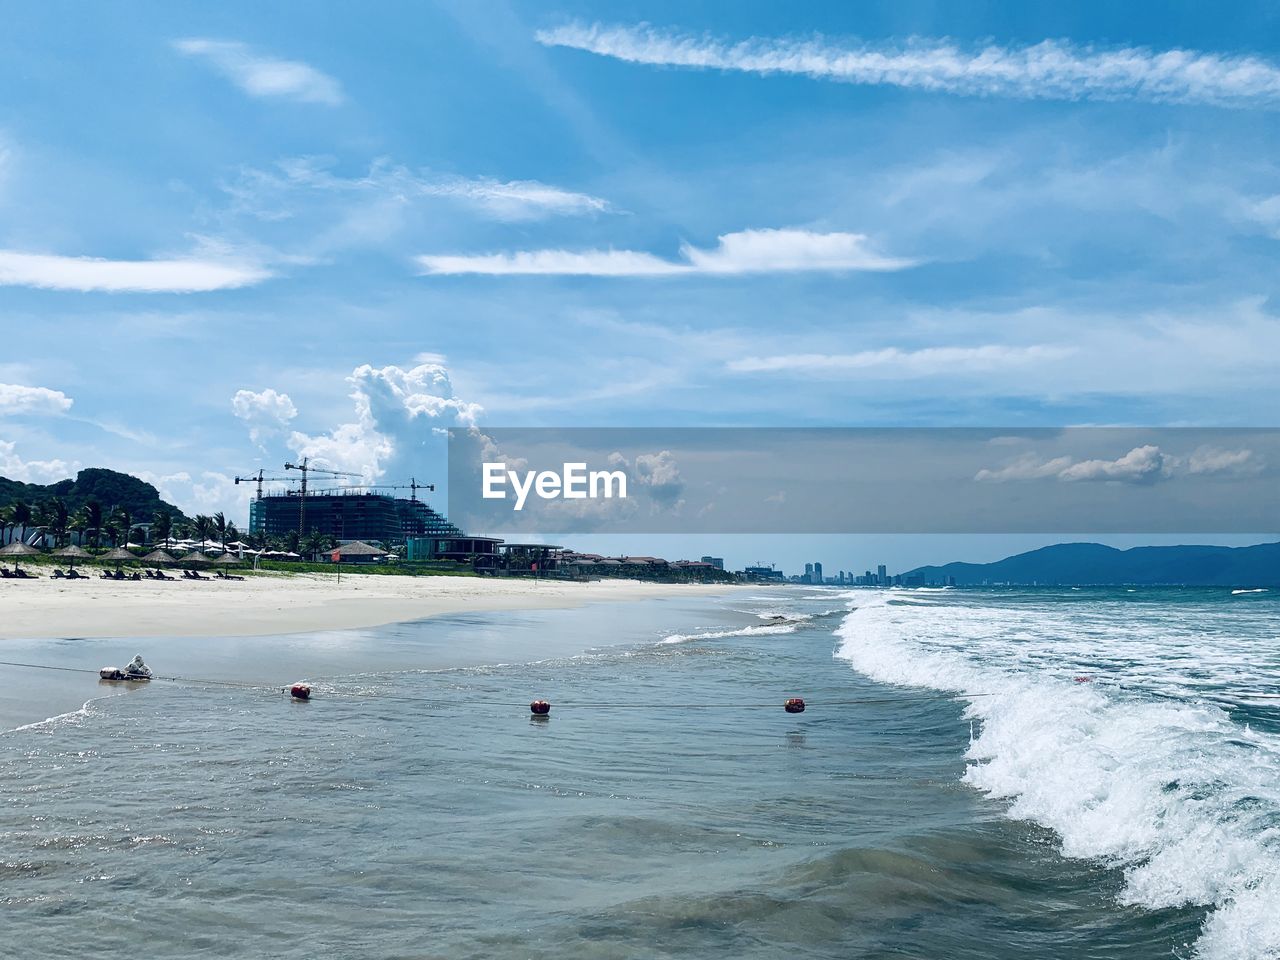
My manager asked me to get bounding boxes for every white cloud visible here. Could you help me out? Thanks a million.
[232,388,298,448]
[287,361,482,484]
[974,454,1076,483]
[1187,446,1263,476]
[0,250,270,293]
[417,174,610,219]
[0,439,76,484]
[417,228,912,276]
[537,23,1280,107]
[728,344,1069,375]
[977,445,1174,484]
[233,157,610,222]
[0,383,73,416]
[140,470,244,523]
[1057,445,1170,483]
[173,39,344,105]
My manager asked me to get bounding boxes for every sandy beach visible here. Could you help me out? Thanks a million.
[0,572,740,641]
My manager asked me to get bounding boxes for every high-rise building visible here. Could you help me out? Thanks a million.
[877,564,887,585]
[813,561,823,584]
[251,490,460,544]
[804,562,814,584]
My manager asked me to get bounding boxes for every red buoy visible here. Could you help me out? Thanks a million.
[290,683,311,701]
[1074,676,1093,684]
[530,699,551,715]
[784,697,806,714]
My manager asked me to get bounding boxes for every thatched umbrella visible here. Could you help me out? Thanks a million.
[182,550,212,566]
[212,553,243,566]
[53,544,91,571]
[100,546,137,565]
[0,540,42,573]
[141,548,178,565]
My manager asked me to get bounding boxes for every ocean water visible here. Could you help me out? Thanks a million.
[2,586,1277,959]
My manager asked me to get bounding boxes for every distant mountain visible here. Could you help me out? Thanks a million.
[903,541,1280,587]
[0,467,189,522]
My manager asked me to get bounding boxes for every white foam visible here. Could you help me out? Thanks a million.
[8,699,97,734]
[660,623,800,644]
[1232,588,1268,595]
[834,591,1280,960]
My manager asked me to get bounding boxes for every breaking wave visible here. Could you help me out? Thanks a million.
[834,591,1280,960]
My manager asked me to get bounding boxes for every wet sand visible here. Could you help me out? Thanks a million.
[0,571,739,641]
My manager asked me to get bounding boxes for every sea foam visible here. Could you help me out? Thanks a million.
[834,591,1280,960]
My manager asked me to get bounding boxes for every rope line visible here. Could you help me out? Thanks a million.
[3,658,1274,708]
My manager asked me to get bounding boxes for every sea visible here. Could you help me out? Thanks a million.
[2,585,1278,959]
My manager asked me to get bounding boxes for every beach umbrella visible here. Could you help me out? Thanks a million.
[212,553,243,565]
[182,550,212,566]
[53,544,91,570]
[99,546,138,571]
[141,549,178,565]
[1,540,42,574]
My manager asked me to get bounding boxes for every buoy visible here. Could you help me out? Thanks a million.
[1074,676,1092,683]
[290,683,312,701]
[784,697,806,714]
[530,699,551,715]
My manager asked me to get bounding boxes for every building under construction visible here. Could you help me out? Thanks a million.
[249,489,461,545]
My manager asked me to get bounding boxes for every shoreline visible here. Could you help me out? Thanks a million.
[0,572,742,641]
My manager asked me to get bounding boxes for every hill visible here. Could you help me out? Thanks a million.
[0,468,189,522]
[903,541,1280,587]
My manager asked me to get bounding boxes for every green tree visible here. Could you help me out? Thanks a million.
[8,501,32,544]
[213,511,227,548]
[109,506,133,547]
[75,499,104,547]
[193,515,215,553]
[151,508,173,549]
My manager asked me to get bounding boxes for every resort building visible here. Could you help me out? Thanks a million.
[250,489,461,545]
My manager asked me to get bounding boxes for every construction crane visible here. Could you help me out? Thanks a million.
[283,457,363,535]
[234,469,295,501]
[371,478,436,501]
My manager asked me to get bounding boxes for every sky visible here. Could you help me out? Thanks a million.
[1,1,1278,573]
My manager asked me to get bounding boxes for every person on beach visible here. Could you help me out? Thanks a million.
[124,655,151,679]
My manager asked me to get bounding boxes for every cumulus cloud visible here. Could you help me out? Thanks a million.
[0,439,76,484]
[417,228,912,276]
[728,344,1069,376]
[0,249,270,293]
[287,361,482,483]
[173,39,344,105]
[537,22,1280,107]
[608,449,685,511]
[1057,445,1170,483]
[0,383,73,416]
[975,444,1262,484]
[232,388,298,449]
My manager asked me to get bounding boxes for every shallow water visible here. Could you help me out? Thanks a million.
[2,587,1275,958]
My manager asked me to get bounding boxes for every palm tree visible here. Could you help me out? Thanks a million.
[75,499,104,547]
[9,501,32,545]
[193,514,215,554]
[0,504,13,546]
[109,506,133,546]
[302,530,328,560]
[213,511,228,550]
[283,529,300,555]
[46,498,69,548]
[151,508,173,549]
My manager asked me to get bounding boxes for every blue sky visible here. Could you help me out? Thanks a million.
[2,1,1278,571]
